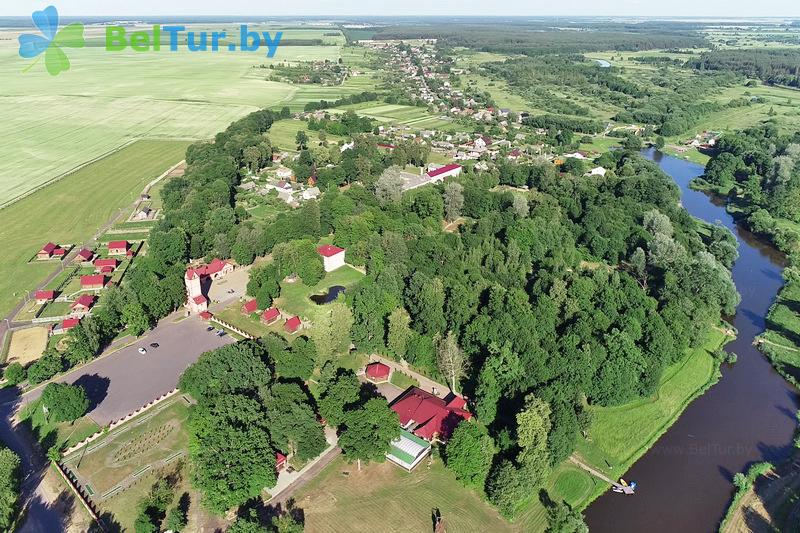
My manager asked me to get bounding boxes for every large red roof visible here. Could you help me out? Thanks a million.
[94,258,118,268]
[76,248,93,260]
[426,163,462,179]
[192,295,207,305]
[108,240,128,250]
[317,244,344,258]
[188,258,232,278]
[80,274,105,287]
[242,299,258,313]
[35,290,55,300]
[60,318,80,330]
[40,242,57,254]
[390,387,471,441]
[262,307,280,323]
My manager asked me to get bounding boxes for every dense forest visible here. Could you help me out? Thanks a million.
[687,49,800,88]
[697,124,800,249]
[371,24,707,54]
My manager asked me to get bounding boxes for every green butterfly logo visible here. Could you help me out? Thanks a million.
[18,6,84,75]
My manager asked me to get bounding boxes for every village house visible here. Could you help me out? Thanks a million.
[317,245,346,272]
[94,258,118,274]
[35,290,55,304]
[37,242,65,260]
[184,259,234,314]
[242,299,258,315]
[302,187,321,201]
[425,163,462,183]
[53,317,80,335]
[75,248,94,263]
[136,207,152,220]
[261,307,281,325]
[71,294,95,315]
[284,315,302,334]
[80,274,106,291]
[107,240,129,256]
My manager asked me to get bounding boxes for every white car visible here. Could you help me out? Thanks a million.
[138,347,147,355]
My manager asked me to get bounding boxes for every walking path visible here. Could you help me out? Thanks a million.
[267,446,342,509]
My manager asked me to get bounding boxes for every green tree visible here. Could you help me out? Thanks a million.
[275,337,316,381]
[3,363,25,385]
[444,181,465,222]
[444,422,495,489]
[0,447,20,531]
[435,331,467,393]
[317,369,360,427]
[295,130,309,150]
[310,301,353,363]
[339,398,400,470]
[387,307,412,360]
[41,382,89,423]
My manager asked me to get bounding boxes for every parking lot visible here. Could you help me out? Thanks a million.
[22,315,235,425]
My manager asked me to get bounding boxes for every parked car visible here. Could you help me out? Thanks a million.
[138,347,147,355]
[206,326,214,332]
[149,342,159,348]
[216,329,226,337]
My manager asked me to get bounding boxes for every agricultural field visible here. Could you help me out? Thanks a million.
[5,327,49,366]
[267,119,346,152]
[0,139,189,319]
[0,25,369,204]
[339,102,454,129]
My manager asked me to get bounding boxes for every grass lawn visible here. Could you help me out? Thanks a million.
[0,139,188,319]
[19,398,100,452]
[276,265,365,321]
[295,457,515,533]
[760,279,800,385]
[268,119,346,152]
[389,370,419,390]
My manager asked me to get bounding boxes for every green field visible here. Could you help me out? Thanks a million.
[0,139,189,318]
[0,26,377,204]
[339,102,454,129]
[760,279,800,386]
[267,119,346,152]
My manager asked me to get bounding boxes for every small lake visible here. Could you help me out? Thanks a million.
[585,148,799,532]
[309,285,346,305]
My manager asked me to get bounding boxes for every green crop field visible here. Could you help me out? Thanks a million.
[0,26,377,204]
[0,139,189,318]
[339,102,454,129]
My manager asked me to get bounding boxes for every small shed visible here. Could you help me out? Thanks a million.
[365,362,391,383]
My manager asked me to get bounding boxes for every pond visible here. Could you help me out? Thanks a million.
[309,285,346,305]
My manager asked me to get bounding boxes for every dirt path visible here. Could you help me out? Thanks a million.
[267,447,342,509]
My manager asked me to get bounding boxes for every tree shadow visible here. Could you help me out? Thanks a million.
[72,373,111,412]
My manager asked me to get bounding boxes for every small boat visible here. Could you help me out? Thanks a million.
[612,487,624,493]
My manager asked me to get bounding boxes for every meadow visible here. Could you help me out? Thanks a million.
[0,139,188,318]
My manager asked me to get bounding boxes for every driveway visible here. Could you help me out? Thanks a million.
[21,315,235,425]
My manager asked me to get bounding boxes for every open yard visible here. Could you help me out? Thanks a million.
[0,139,188,319]
[295,457,514,533]
[19,398,101,453]
[6,326,49,366]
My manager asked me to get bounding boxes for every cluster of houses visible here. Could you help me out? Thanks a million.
[239,168,321,207]
[240,299,303,335]
[41,240,132,335]
[364,361,472,471]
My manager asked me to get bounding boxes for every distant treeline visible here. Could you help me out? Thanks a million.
[630,56,686,66]
[371,25,707,54]
[522,114,604,134]
[303,90,379,112]
[686,49,800,88]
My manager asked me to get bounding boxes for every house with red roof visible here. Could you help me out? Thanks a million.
[262,307,280,325]
[390,387,471,443]
[37,242,58,260]
[71,294,95,315]
[365,362,392,383]
[94,258,118,273]
[276,452,287,472]
[284,315,302,334]
[425,163,462,183]
[35,290,55,304]
[107,240,129,256]
[53,247,66,258]
[242,299,259,315]
[75,248,94,262]
[53,317,80,334]
[317,244,346,272]
[184,259,234,314]
[80,274,106,290]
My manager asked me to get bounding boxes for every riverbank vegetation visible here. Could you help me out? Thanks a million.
[0,446,20,531]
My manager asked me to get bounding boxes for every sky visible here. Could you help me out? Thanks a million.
[4,0,800,18]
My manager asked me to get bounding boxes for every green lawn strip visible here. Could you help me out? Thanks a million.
[19,398,100,452]
[759,278,800,386]
[389,370,419,390]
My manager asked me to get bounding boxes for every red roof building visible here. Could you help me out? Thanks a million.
[377,143,396,150]
[37,242,57,260]
[276,452,287,471]
[35,290,55,303]
[284,315,302,334]
[94,258,119,272]
[317,244,344,258]
[192,295,207,305]
[365,362,391,382]
[80,275,106,290]
[262,307,280,324]
[58,317,80,332]
[242,299,258,314]
[390,387,471,442]
[187,258,234,280]
[53,247,66,257]
[76,248,94,262]
[199,311,213,320]
[71,294,95,313]
[426,163,462,180]
[317,244,346,272]
[107,240,129,255]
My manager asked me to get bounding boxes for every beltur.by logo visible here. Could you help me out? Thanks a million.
[18,5,85,75]
[106,25,283,57]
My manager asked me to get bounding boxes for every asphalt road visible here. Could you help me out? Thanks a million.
[22,315,235,425]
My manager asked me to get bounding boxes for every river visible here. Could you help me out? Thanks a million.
[585,149,800,532]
